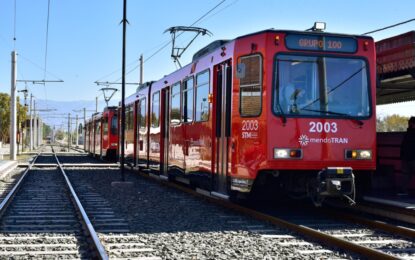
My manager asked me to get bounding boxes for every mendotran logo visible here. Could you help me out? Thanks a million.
[298,134,349,146]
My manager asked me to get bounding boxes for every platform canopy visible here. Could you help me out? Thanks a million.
[376,31,415,105]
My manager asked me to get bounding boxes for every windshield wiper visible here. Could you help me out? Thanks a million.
[301,108,364,126]
[277,103,287,124]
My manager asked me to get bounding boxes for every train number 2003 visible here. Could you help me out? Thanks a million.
[242,120,259,131]
[309,122,338,133]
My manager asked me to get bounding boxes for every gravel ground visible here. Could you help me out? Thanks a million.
[0,167,26,202]
[66,167,353,260]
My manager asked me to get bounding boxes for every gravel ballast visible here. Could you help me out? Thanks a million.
[66,167,353,259]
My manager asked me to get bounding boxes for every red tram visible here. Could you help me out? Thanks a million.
[85,106,118,161]
[116,27,377,205]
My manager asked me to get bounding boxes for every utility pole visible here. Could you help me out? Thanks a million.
[10,51,17,160]
[67,113,70,151]
[34,110,38,148]
[29,94,33,150]
[120,0,128,181]
[75,114,79,147]
[96,96,98,113]
[139,54,143,84]
[38,118,42,146]
[83,108,86,149]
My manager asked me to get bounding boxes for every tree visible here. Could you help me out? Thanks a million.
[43,123,52,139]
[55,129,65,141]
[0,93,27,143]
[377,114,409,132]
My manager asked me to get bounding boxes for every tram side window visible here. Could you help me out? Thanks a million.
[171,82,181,125]
[126,106,133,130]
[111,115,117,135]
[103,117,108,135]
[195,70,210,122]
[182,77,194,123]
[238,54,262,116]
[139,98,146,130]
[152,92,160,128]
[95,121,101,137]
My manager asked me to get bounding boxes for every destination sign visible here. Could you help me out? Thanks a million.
[285,34,357,53]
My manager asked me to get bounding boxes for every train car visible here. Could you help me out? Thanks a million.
[84,118,93,154]
[101,106,119,161]
[85,107,119,161]
[92,112,102,157]
[123,24,377,205]
[120,83,151,166]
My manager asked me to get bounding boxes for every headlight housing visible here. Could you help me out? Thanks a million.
[345,149,372,160]
[274,148,302,159]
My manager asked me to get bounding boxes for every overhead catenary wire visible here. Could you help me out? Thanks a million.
[123,0,226,79]
[96,0,228,84]
[42,0,52,109]
[19,54,63,81]
[362,18,415,35]
[43,0,51,80]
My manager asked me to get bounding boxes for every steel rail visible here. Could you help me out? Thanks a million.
[53,148,109,260]
[323,208,415,239]
[135,171,398,260]
[326,200,415,225]
[0,153,40,217]
[0,152,40,219]
[357,202,415,224]
[61,163,120,168]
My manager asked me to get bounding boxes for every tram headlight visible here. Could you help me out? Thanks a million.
[345,149,372,160]
[274,148,302,159]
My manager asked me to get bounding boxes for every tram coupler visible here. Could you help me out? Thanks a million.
[315,167,356,205]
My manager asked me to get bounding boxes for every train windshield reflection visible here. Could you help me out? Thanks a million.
[274,54,370,118]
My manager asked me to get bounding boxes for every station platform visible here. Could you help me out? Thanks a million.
[0,160,18,180]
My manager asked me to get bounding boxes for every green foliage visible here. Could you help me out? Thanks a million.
[0,93,28,142]
[377,114,409,132]
[43,124,52,139]
[55,129,65,140]
[0,93,10,142]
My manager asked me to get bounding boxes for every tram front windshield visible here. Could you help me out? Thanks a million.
[273,54,370,118]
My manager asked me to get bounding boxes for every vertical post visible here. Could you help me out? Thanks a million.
[120,0,127,181]
[29,94,33,150]
[38,118,41,146]
[67,113,70,151]
[69,114,72,147]
[10,51,17,160]
[34,113,38,148]
[33,101,37,149]
[76,114,79,147]
[83,107,86,151]
[21,122,24,153]
[139,54,143,84]
[96,96,98,113]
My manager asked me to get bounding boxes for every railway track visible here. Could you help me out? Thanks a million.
[56,151,161,259]
[3,148,415,259]
[130,164,415,259]
[59,151,415,259]
[0,146,107,259]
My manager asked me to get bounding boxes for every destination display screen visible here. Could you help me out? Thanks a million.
[285,34,357,53]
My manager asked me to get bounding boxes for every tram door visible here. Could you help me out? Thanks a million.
[135,100,140,167]
[213,60,232,196]
[160,88,170,177]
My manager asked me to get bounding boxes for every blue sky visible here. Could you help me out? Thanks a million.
[0,0,414,126]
